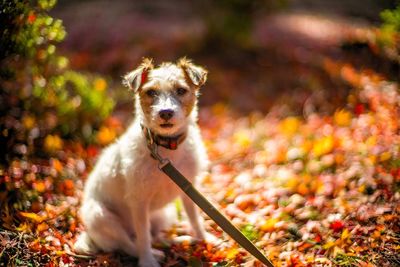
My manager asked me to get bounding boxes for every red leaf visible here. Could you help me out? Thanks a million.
[330,220,345,232]
[354,103,364,115]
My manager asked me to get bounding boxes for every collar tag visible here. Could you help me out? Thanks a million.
[169,140,178,150]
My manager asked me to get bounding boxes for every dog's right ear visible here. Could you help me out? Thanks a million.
[122,58,154,92]
[177,57,207,87]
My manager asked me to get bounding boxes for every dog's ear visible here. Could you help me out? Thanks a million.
[123,58,154,92]
[178,57,207,87]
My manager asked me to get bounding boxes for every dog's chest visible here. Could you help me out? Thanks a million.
[131,145,198,209]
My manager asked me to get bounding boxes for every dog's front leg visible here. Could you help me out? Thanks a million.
[182,194,219,244]
[131,201,162,267]
[181,194,208,239]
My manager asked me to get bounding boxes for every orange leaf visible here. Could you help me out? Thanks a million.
[52,159,63,173]
[64,179,74,190]
[33,181,46,193]
[279,117,300,136]
[37,222,49,233]
[298,241,313,252]
[334,109,352,127]
[96,126,116,145]
[94,78,107,91]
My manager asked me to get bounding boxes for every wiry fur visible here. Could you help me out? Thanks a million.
[74,58,212,267]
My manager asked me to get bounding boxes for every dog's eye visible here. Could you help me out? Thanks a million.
[146,89,158,97]
[176,88,188,96]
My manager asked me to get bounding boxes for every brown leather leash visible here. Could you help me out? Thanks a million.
[146,135,275,267]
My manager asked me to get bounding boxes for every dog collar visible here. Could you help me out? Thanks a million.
[141,125,187,150]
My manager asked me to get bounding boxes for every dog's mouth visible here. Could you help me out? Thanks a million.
[160,123,174,128]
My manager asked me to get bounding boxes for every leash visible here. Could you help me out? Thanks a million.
[146,138,275,267]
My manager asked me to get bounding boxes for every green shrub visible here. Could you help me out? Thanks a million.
[381,5,400,33]
[0,0,114,159]
[378,4,400,62]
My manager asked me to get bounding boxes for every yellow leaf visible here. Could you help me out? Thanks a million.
[233,130,251,148]
[322,240,337,250]
[44,134,63,152]
[260,218,278,232]
[19,211,45,223]
[358,184,366,193]
[279,117,300,136]
[341,228,350,240]
[285,177,298,190]
[22,115,36,130]
[312,136,334,157]
[365,136,377,146]
[379,151,391,162]
[226,248,239,259]
[304,254,315,263]
[334,109,352,127]
[16,222,31,232]
[55,250,65,256]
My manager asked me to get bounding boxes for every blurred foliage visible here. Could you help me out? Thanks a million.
[0,0,114,161]
[378,4,400,63]
[381,4,400,33]
[200,0,286,51]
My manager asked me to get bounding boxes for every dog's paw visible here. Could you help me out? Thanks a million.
[151,248,165,261]
[73,232,98,255]
[193,231,221,246]
[138,255,161,267]
[203,232,221,245]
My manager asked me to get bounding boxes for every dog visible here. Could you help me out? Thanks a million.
[74,58,213,267]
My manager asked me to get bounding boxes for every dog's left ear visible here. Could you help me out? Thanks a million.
[178,57,207,87]
[123,58,154,92]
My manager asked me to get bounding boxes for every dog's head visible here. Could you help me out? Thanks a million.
[123,58,207,136]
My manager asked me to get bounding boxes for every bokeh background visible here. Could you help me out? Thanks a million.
[52,0,398,114]
[1,0,400,266]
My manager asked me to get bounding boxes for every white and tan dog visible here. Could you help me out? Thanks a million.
[74,58,212,267]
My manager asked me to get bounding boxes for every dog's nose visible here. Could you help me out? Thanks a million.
[159,109,174,121]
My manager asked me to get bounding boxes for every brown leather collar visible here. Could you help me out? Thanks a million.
[141,125,187,150]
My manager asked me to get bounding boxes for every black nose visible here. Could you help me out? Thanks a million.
[159,109,174,120]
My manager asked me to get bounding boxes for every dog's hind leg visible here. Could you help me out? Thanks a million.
[74,199,138,257]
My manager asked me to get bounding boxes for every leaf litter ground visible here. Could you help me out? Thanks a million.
[1,60,400,267]
[1,9,400,267]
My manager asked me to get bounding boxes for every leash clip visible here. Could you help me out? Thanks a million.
[146,129,170,168]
